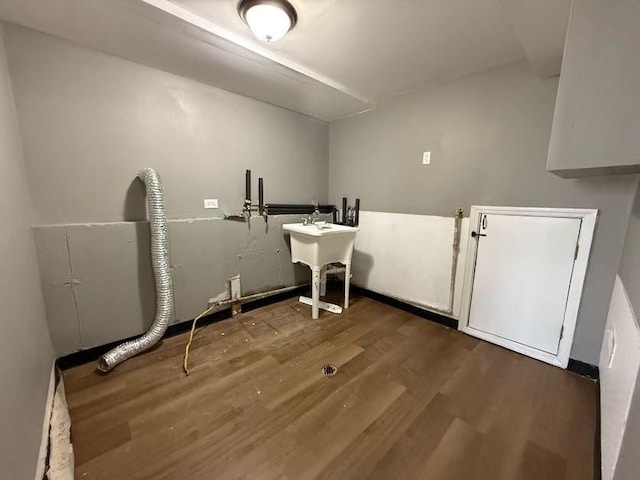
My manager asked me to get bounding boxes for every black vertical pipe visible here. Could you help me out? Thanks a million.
[342,197,347,224]
[258,177,264,213]
[355,198,360,227]
[245,170,251,204]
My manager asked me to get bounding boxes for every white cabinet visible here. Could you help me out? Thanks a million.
[547,0,640,177]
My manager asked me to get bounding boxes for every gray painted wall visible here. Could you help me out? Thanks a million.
[546,0,640,177]
[618,184,640,324]
[329,60,639,364]
[4,24,328,225]
[4,25,328,355]
[0,26,55,479]
[33,216,310,354]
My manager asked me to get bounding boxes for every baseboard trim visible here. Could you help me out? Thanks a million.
[567,358,600,380]
[35,364,56,480]
[57,285,309,370]
[351,286,458,329]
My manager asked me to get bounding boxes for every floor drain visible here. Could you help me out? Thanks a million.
[322,364,338,376]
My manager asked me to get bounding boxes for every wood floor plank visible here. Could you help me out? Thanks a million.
[367,392,457,480]
[72,420,131,466]
[64,292,598,480]
[318,388,437,479]
[283,377,407,479]
[518,441,568,480]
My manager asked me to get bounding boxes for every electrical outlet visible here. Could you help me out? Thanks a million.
[203,199,219,209]
[422,151,431,165]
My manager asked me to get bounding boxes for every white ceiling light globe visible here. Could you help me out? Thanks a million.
[245,4,292,42]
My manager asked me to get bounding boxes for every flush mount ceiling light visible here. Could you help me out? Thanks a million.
[237,0,298,42]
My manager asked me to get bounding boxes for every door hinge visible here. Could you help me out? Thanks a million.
[560,325,564,339]
[574,243,579,260]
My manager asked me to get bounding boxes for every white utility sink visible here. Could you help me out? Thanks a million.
[283,222,359,319]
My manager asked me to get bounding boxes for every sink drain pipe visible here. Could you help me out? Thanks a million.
[97,168,174,373]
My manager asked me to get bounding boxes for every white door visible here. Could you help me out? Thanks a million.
[467,213,581,356]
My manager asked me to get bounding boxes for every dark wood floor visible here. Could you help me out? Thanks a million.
[64,292,598,480]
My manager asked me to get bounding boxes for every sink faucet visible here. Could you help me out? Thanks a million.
[302,201,321,225]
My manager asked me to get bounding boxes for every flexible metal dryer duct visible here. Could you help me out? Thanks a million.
[97,168,174,372]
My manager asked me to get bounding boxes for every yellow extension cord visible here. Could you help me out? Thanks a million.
[182,301,224,376]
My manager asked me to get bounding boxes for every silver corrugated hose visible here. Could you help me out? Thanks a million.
[97,168,174,372]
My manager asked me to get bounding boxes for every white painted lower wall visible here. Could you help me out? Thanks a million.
[600,275,640,480]
[352,211,470,318]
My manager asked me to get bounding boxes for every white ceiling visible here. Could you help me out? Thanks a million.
[500,0,571,77]
[0,0,570,120]
[174,0,525,100]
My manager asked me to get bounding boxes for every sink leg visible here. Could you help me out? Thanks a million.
[320,267,327,297]
[312,266,321,319]
[344,263,351,309]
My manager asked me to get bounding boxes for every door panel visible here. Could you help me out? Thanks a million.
[468,214,581,355]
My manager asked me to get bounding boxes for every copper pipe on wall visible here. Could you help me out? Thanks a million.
[421,208,464,316]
